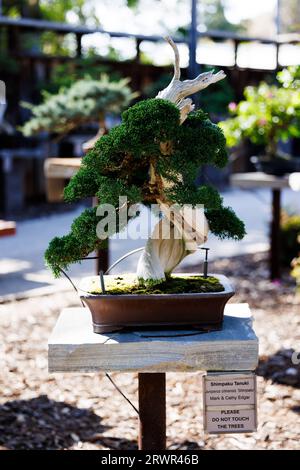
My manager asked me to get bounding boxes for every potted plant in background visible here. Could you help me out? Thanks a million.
[220,66,300,176]
[280,211,300,267]
[291,249,300,295]
[20,75,137,151]
[45,37,245,333]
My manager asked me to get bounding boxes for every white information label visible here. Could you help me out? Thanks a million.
[203,372,257,434]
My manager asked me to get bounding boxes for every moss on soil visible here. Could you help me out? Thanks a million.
[79,273,224,295]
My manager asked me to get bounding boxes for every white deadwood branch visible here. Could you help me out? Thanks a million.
[156,36,226,123]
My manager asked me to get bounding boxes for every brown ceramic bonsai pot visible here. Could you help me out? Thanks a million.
[79,274,234,334]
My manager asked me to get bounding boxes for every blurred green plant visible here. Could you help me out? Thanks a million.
[0,54,19,75]
[280,211,300,267]
[2,0,98,23]
[220,66,300,157]
[2,0,100,57]
[40,0,98,24]
[282,207,300,293]
[0,29,19,74]
[40,57,120,94]
[20,75,137,137]
[176,0,245,38]
[277,66,300,89]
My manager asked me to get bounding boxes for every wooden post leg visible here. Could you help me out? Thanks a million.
[270,188,281,281]
[138,373,166,450]
[96,245,109,273]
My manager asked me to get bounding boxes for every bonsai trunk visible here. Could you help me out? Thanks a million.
[137,206,209,284]
[136,37,224,284]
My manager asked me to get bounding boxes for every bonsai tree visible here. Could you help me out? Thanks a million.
[20,75,137,141]
[45,37,245,285]
[220,67,300,161]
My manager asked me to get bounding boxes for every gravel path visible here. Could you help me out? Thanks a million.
[0,251,300,450]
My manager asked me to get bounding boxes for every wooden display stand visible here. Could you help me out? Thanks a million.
[44,157,108,272]
[0,219,16,237]
[44,157,81,202]
[48,303,258,450]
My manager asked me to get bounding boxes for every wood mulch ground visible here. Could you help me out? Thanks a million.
[0,251,299,450]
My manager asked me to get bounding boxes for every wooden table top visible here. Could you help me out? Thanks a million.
[0,220,16,237]
[44,157,82,179]
[48,303,258,373]
[230,172,290,190]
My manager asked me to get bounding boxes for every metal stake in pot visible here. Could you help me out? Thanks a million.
[99,270,106,294]
[201,247,210,278]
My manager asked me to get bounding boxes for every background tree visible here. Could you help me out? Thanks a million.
[280,0,300,34]
[20,75,137,138]
[199,0,245,32]
[220,66,300,158]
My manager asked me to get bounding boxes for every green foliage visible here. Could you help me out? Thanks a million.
[205,207,245,240]
[63,166,101,202]
[3,0,41,18]
[3,0,97,23]
[277,66,300,90]
[158,110,228,185]
[220,66,300,156]
[95,178,142,207]
[126,0,139,7]
[45,207,102,277]
[280,212,300,267]
[46,98,245,275]
[166,184,223,209]
[122,98,180,154]
[20,76,137,137]
[164,182,245,240]
[280,0,300,34]
[41,59,114,94]
[40,0,91,24]
[199,70,235,116]
[176,0,245,37]
[0,29,19,74]
[198,0,246,33]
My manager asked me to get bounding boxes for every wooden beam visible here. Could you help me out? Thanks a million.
[0,16,185,43]
[1,16,297,45]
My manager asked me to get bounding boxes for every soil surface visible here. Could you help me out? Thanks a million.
[81,273,224,295]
